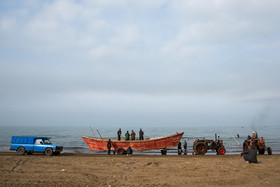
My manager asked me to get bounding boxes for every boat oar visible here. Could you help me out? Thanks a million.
[231,133,240,146]
[96,129,103,140]
[90,126,97,138]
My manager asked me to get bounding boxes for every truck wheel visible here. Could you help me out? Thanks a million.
[45,148,53,156]
[116,147,125,155]
[217,147,226,155]
[194,142,208,155]
[267,147,272,155]
[17,147,25,155]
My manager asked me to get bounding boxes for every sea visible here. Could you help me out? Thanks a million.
[1,125,279,155]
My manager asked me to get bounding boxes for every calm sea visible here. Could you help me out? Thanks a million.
[1,125,279,155]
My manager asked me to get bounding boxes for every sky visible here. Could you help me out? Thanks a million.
[0,0,280,128]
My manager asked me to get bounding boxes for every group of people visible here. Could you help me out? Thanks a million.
[240,131,259,164]
[106,128,144,155]
[109,129,259,164]
[177,140,187,155]
[246,131,259,141]
[176,139,258,164]
[117,128,144,141]
[107,139,133,155]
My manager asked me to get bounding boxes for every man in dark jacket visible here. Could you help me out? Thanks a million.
[139,128,144,140]
[178,141,182,155]
[183,140,187,155]
[107,139,112,155]
[117,128,122,141]
[127,146,133,155]
[131,130,136,140]
[125,131,130,141]
[241,145,258,163]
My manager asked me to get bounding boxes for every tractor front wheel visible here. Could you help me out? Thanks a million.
[217,147,226,155]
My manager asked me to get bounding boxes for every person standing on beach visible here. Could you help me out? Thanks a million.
[117,128,122,141]
[127,146,133,155]
[240,145,258,163]
[125,131,130,141]
[178,142,182,155]
[131,130,136,140]
[139,128,144,140]
[252,131,258,139]
[183,140,187,155]
[107,139,112,155]
[260,137,265,144]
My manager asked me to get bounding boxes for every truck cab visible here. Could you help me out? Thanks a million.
[11,136,63,156]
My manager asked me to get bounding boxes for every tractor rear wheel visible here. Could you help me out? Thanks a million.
[194,142,208,155]
[267,147,272,155]
[217,147,226,155]
[116,147,125,155]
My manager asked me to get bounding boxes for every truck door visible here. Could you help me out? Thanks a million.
[34,139,47,152]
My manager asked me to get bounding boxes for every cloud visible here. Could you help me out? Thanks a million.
[1,0,280,126]
[88,24,140,58]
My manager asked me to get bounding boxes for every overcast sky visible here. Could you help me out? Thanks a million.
[0,0,280,128]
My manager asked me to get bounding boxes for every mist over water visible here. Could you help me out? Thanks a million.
[1,125,279,154]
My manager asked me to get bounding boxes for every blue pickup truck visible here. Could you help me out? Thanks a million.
[11,136,63,156]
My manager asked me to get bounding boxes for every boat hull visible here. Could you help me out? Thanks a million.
[82,132,184,151]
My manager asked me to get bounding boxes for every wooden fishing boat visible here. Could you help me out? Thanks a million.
[82,132,184,154]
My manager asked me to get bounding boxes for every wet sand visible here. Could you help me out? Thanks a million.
[0,152,279,186]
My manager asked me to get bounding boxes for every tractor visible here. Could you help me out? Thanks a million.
[243,132,272,155]
[193,134,226,155]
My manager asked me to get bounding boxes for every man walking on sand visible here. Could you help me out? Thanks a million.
[240,145,258,163]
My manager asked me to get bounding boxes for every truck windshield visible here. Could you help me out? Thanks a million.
[44,139,52,144]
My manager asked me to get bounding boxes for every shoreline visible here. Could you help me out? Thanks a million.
[2,149,279,155]
[0,151,280,157]
[1,152,280,186]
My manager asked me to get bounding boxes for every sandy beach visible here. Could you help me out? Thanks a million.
[0,152,279,187]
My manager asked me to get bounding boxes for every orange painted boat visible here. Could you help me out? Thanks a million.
[82,132,184,154]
